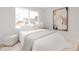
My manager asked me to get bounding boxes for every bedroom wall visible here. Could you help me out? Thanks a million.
[0,7,16,35]
[43,7,79,43]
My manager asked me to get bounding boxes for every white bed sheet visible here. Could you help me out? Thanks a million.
[32,32,73,51]
[21,29,53,51]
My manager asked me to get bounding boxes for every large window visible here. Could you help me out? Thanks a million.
[15,8,39,29]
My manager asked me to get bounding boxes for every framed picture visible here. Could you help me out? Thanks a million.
[53,7,68,31]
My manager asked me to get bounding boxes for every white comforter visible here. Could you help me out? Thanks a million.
[32,32,73,51]
[21,29,53,51]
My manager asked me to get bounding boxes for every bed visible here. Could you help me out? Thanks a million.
[21,29,77,51]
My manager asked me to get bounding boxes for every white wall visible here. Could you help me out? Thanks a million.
[0,7,16,35]
[43,7,79,43]
[43,8,53,30]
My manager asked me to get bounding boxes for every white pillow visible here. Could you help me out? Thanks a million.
[2,34,19,46]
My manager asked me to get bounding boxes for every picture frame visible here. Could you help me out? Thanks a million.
[53,7,68,31]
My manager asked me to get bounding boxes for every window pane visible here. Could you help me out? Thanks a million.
[15,8,29,29]
[30,11,39,24]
